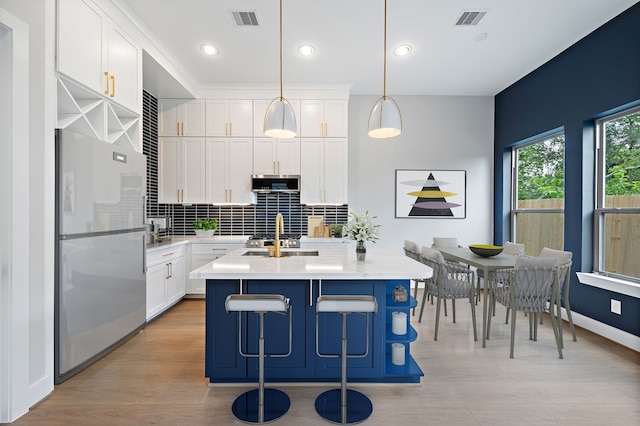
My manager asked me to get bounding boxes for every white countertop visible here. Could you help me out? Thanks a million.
[146,235,249,252]
[189,246,433,280]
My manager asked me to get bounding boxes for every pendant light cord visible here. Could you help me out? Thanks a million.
[383,0,387,100]
[279,0,284,101]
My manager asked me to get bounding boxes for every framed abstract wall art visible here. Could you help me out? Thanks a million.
[395,170,466,218]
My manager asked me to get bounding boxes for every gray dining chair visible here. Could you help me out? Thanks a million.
[488,256,563,359]
[538,247,575,345]
[403,240,431,316]
[419,246,477,342]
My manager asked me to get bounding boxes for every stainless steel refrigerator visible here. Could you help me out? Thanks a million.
[55,129,147,383]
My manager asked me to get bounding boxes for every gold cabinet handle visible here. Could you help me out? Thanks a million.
[177,122,181,135]
[229,122,232,136]
[110,75,115,97]
[104,72,110,94]
[182,122,185,135]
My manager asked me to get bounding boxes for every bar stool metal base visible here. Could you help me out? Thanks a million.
[231,388,290,424]
[315,389,373,424]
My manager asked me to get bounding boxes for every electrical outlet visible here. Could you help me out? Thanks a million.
[610,299,622,315]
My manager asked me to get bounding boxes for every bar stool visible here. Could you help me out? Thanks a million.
[315,295,378,424]
[225,294,292,424]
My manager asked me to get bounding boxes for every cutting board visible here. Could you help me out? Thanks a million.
[307,216,323,237]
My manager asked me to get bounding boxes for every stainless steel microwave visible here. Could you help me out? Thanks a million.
[251,175,300,192]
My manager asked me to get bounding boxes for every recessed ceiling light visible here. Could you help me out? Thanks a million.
[200,45,219,56]
[474,33,488,42]
[393,45,412,56]
[297,45,315,56]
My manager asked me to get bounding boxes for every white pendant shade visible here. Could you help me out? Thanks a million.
[368,97,402,138]
[263,98,297,138]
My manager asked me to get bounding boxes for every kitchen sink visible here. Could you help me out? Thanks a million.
[242,250,319,257]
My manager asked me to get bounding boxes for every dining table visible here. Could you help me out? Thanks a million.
[434,246,517,348]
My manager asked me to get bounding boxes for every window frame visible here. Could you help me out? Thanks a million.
[510,131,566,254]
[593,106,640,283]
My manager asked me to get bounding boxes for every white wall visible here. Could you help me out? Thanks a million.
[347,95,495,252]
[0,0,55,422]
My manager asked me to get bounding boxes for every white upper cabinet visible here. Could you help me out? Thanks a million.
[158,137,206,204]
[300,100,348,137]
[158,99,206,136]
[57,0,141,113]
[205,138,254,204]
[253,99,301,137]
[300,138,348,205]
[206,100,253,137]
[253,138,300,175]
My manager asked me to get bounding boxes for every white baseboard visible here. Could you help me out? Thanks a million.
[557,307,639,352]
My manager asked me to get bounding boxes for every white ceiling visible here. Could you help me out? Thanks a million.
[118,0,639,97]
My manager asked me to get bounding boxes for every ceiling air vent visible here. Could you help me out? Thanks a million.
[454,10,488,26]
[231,11,259,27]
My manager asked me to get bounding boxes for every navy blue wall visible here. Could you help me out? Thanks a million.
[494,4,640,336]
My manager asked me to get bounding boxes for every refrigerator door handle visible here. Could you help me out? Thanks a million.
[142,234,147,274]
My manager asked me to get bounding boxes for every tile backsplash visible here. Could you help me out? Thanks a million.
[143,91,348,236]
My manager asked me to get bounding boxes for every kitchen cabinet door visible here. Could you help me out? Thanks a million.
[206,138,254,204]
[146,263,166,321]
[300,100,348,138]
[57,0,104,95]
[206,100,252,137]
[300,139,323,204]
[322,138,348,204]
[182,137,207,203]
[105,25,140,113]
[158,99,206,136]
[252,138,300,175]
[227,139,255,204]
[158,137,181,204]
[158,137,206,204]
[165,256,185,305]
[300,138,347,205]
[205,139,228,204]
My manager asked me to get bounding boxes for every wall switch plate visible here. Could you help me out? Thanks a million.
[610,299,622,315]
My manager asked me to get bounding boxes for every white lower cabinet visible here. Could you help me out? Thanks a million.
[146,246,185,321]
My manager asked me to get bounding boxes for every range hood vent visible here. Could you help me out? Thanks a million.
[454,10,488,26]
[231,11,259,27]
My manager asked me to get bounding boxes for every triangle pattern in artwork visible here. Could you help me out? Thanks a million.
[408,173,454,217]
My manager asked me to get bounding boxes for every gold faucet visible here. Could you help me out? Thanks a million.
[274,213,284,258]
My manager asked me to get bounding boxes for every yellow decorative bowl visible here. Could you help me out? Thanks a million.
[469,244,503,257]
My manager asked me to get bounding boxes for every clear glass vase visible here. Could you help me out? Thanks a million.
[356,240,366,263]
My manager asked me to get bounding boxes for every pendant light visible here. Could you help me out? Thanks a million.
[368,0,402,138]
[264,0,297,138]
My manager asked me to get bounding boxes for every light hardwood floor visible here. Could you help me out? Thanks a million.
[12,296,640,425]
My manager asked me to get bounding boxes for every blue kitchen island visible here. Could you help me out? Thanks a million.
[189,246,432,384]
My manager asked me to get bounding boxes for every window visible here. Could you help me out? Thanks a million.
[511,132,565,255]
[594,107,640,282]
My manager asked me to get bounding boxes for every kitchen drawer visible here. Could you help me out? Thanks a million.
[191,244,228,256]
[147,246,185,267]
